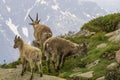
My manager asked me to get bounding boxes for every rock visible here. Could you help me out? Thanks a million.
[75,29,95,37]
[86,60,100,69]
[108,55,115,60]
[96,76,105,80]
[101,52,109,58]
[69,72,82,78]
[97,43,107,49]
[105,29,120,42]
[101,52,115,60]
[77,71,94,78]
[0,65,66,80]
[70,71,94,79]
[106,62,119,71]
[105,32,114,37]
[72,67,81,72]
[115,50,120,63]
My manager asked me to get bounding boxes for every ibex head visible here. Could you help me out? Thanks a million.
[13,35,22,48]
[29,13,40,25]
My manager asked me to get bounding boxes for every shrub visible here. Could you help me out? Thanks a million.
[105,70,120,80]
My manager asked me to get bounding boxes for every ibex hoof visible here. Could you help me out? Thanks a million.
[30,76,33,80]
[21,72,24,76]
[48,69,51,73]
[55,66,60,72]
[40,73,43,77]
[55,68,59,72]
[48,70,51,73]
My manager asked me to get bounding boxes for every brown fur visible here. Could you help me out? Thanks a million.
[29,14,52,47]
[13,35,43,80]
[43,37,87,72]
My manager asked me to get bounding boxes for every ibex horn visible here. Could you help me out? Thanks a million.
[36,13,39,21]
[15,35,17,39]
[28,15,34,22]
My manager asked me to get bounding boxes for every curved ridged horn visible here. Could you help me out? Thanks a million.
[36,13,39,21]
[28,15,34,22]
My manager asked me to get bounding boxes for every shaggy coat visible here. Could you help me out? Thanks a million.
[33,24,52,47]
[43,37,87,72]
[13,36,43,80]
[29,14,52,47]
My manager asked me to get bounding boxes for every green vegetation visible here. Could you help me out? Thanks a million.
[0,58,21,68]
[105,70,120,80]
[1,13,120,79]
[82,13,120,33]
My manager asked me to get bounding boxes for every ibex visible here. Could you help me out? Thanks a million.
[29,13,52,47]
[43,37,87,72]
[13,35,43,80]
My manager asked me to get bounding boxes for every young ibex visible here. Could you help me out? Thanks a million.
[29,13,52,47]
[13,35,43,80]
[43,37,87,72]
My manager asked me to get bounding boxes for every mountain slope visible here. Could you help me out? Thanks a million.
[0,0,107,64]
[1,13,120,80]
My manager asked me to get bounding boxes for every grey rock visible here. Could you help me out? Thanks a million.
[96,76,105,80]
[86,60,100,69]
[97,43,107,49]
[70,71,94,79]
[0,65,66,80]
[106,62,119,71]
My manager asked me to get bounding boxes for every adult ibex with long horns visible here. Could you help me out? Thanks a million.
[29,13,52,47]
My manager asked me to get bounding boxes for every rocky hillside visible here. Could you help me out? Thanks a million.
[1,13,120,80]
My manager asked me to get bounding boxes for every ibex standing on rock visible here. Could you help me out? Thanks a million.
[13,35,43,80]
[29,13,52,47]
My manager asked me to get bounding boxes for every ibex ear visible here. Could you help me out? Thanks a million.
[36,19,40,24]
[38,19,40,23]
[18,36,21,39]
